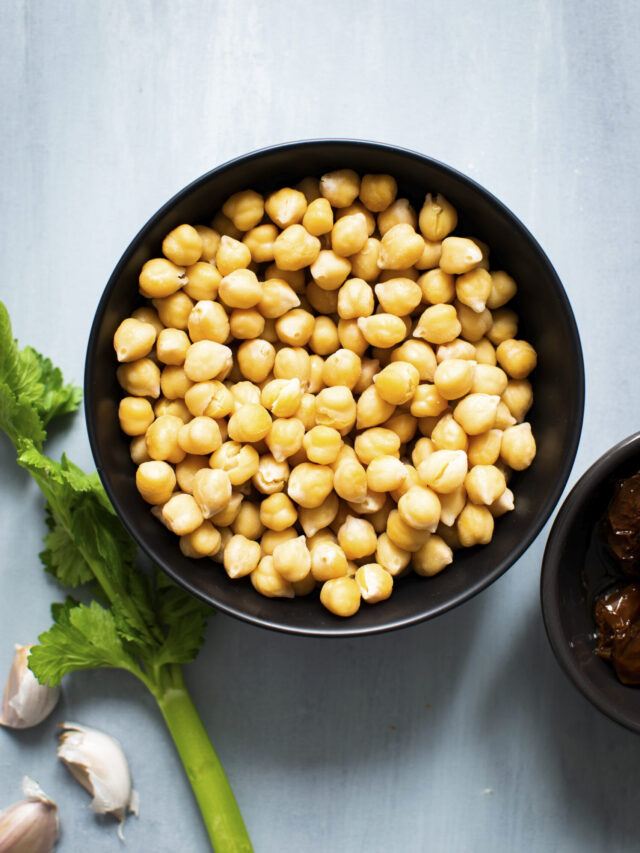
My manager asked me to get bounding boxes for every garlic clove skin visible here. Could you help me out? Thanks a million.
[0,776,59,853]
[0,645,60,729]
[57,722,139,831]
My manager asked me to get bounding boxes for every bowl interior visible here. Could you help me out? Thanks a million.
[86,140,584,636]
[542,432,640,733]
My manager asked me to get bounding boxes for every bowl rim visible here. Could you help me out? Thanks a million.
[541,430,640,734]
[85,138,585,637]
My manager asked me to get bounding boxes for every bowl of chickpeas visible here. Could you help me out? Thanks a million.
[85,140,584,635]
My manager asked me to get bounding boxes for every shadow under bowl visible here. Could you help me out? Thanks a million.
[85,139,584,637]
[541,431,640,734]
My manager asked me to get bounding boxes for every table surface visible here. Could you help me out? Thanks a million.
[2,1,640,851]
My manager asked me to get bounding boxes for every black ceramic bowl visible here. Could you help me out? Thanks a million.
[86,139,584,637]
[542,432,640,733]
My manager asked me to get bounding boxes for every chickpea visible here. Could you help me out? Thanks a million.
[331,213,368,257]
[337,516,377,560]
[474,337,498,366]
[437,339,476,362]
[438,484,467,526]
[162,493,204,536]
[135,460,176,505]
[378,198,417,236]
[288,462,334,509]
[306,282,337,316]
[295,393,317,430]
[356,385,396,429]
[378,223,425,270]
[265,187,308,229]
[418,193,458,241]
[471,364,508,396]
[456,267,492,314]
[366,456,407,492]
[488,308,519,346]
[321,349,361,391]
[417,449,468,494]
[130,435,151,465]
[386,509,431,552]
[490,488,515,518]
[184,380,232,418]
[252,454,290,495]
[270,535,311,584]
[184,341,232,382]
[194,225,221,262]
[273,224,321,271]
[303,426,342,465]
[298,491,340,538]
[457,503,494,547]
[265,417,305,462]
[162,224,202,266]
[155,328,189,366]
[358,173,397,212]
[310,250,352,290]
[409,384,448,418]
[118,397,154,436]
[354,427,401,465]
[251,555,295,598]
[487,270,518,309]
[240,224,277,263]
[431,412,468,452]
[315,386,357,434]
[417,268,455,305]
[210,441,260,485]
[175,454,209,493]
[307,317,338,358]
[333,459,368,503]
[414,304,461,345]
[257,279,300,319]
[413,535,454,577]
[373,278,421,317]
[273,346,311,388]
[228,308,264,340]
[309,541,347,582]
[259,492,298,531]
[502,379,533,423]
[390,340,437,382]
[337,318,369,356]
[353,563,392,604]
[337,278,374,320]
[494,400,517,430]
[152,291,194,330]
[496,339,537,379]
[375,532,411,576]
[261,528,298,556]
[261,378,303,418]
[433,359,476,400]
[414,239,442,271]
[356,314,406,348]
[350,237,381,281]
[500,422,536,470]
[398,485,441,531]
[453,393,500,435]
[222,190,264,231]
[218,268,262,309]
[275,308,315,347]
[113,318,156,363]
[117,358,161,399]
[235,339,275,384]
[320,169,360,208]
[302,197,334,236]
[187,300,230,344]
[439,236,483,274]
[467,429,503,467]
[372,362,419,406]
[180,521,222,559]
[183,261,222,302]
[465,465,507,506]
[139,257,186,299]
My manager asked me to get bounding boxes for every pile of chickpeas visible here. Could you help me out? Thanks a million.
[114,169,537,618]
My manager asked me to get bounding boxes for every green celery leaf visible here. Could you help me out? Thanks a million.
[20,346,82,425]
[40,505,94,586]
[148,572,210,667]
[0,381,46,446]
[29,598,139,686]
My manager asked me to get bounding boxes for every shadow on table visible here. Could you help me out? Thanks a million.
[478,601,639,850]
[192,590,487,772]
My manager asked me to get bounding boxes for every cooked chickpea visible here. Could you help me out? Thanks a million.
[453,393,500,435]
[413,535,454,577]
[356,314,406,348]
[490,488,515,518]
[130,435,151,465]
[187,300,230,343]
[378,198,417,236]
[307,317,338,357]
[302,197,334,236]
[287,462,334,509]
[374,532,411,576]
[113,318,156,363]
[220,534,261,579]
[418,193,458,241]
[185,381,233,418]
[183,261,221,302]
[494,400,517,430]
[337,516,377,560]
[191,468,232,519]
[378,223,425,270]
[456,301,493,342]
[180,521,222,559]
[500,422,536,470]
[464,464,507,506]
[162,493,204,536]
[354,563,392,604]
[162,224,202,266]
[301,426,341,465]
[193,225,220,262]
[236,339,276,384]
[319,349,361,391]
[139,257,186,299]
[495,339,537,379]
[155,328,189,366]
[210,441,260,485]
[474,338,498,365]
[260,528,298,556]
[366,456,407,493]
[298,491,339,538]
[265,417,305,462]
[251,454,289,495]
[265,187,307,229]
[160,366,194,400]
[436,339,476,363]
[310,250,352,290]
[175,454,209,493]
[209,491,243,528]
[353,428,400,466]
[373,278,421,317]
[218,268,262,309]
[231,501,265,540]
[415,239,443,271]
[333,459,368,503]
[439,236,483,274]
[135,460,176,505]
[152,291,194,330]
[331,213,368,257]
[308,540,347,582]
[487,308,519,346]
[259,492,298,531]
[145,413,185,463]
[241,223,277,264]
[487,270,518,309]
[438,484,467,526]
[433,359,475,400]
[273,224,321,271]
[117,358,161,398]
[417,268,455,305]
[275,309,315,347]
[456,267,492,314]
[457,503,494,547]
[222,190,264,231]
[358,173,397,212]
[372,362,419,406]
[337,318,369,356]
[251,555,295,598]
[417,449,468,494]
[413,304,461,345]
[256,279,300,319]
[386,510,431,552]
[431,412,468,452]
[314,386,356,434]
[273,346,311,388]
[409,384,448,418]
[337,278,374,320]
[397,486,441,532]
[390,340,437,383]
[177,416,222,455]
[118,397,154,436]
[269,535,311,583]
[319,169,360,208]
[356,385,396,429]
[467,429,503,466]
[184,341,233,382]
[227,403,272,443]
[502,379,533,422]
[350,237,381,281]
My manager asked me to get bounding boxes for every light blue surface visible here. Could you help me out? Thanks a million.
[2,1,640,850]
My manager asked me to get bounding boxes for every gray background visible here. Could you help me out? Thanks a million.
[1,1,639,851]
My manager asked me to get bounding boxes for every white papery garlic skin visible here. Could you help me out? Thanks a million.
[57,722,139,834]
[0,645,60,729]
[0,777,59,853]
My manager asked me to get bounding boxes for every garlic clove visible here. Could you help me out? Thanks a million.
[0,776,59,853]
[0,645,60,729]
[57,722,139,833]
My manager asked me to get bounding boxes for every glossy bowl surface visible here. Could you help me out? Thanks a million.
[86,139,584,636]
[542,432,640,733]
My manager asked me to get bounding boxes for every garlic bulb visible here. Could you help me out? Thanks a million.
[0,777,59,853]
[57,722,139,836]
[0,645,60,729]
